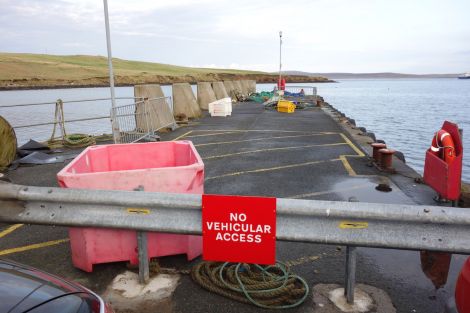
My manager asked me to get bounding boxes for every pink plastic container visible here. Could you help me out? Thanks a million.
[57,141,204,272]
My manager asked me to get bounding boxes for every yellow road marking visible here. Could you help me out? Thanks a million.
[203,142,348,160]
[339,221,369,229]
[340,156,357,176]
[206,158,340,181]
[0,224,24,239]
[0,239,70,256]
[290,184,370,199]
[195,133,339,147]
[186,132,239,138]
[172,130,193,141]
[340,133,365,157]
[127,208,150,214]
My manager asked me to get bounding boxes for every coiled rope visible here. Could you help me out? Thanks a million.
[46,99,113,148]
[0,115,17,170]
[191,261,309,309]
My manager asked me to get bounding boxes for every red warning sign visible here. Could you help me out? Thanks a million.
[202,194,276,265]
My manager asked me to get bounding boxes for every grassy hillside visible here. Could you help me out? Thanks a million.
[0,53,330,89]
[0,53,261,80]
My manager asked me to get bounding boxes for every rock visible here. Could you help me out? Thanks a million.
[365,132,376,142]
[394,151,406,163]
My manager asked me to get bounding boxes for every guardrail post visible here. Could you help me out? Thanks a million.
[137,231,149,284]
[344,245,357,304]
[133,185,149,284]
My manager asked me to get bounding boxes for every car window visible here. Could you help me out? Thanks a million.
[26,293,92,313]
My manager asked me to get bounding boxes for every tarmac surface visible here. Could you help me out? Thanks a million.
[0,102,467,312]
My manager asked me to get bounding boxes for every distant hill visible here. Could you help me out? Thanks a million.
[282,71,460,79]
[0,53,331,89]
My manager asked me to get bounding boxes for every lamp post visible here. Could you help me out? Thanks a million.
[103,0,119,143]
[279,31,282,89]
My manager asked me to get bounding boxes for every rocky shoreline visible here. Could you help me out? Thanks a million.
[0,73,334,91]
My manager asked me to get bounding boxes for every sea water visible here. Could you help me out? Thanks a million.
[0,79,468,182]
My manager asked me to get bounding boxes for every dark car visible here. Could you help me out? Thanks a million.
[0,259,113,313]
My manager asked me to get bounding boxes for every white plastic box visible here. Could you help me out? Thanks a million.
[209,97,232,117]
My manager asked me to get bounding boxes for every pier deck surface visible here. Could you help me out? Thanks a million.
[1,102,466,313]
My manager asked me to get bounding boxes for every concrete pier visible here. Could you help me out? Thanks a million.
[212,81,229,100]
[197,82,217,110]
[172,83,201,118]
[1,99,461,313]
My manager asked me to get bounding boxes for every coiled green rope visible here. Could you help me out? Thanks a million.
[47,133,113,149]
[191,261,309,309]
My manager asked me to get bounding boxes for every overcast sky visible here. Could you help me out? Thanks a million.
[1,0,469,74]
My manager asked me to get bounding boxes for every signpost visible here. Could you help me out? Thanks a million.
[202,194,277,265]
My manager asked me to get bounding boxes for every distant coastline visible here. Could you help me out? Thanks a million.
[0,52,333,90]
[283,71,460,79]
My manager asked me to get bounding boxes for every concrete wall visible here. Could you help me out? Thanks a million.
[247,80,257,93]
[240,80,250,95]
[223,81,236,100]
[134,84,175,131]
[197,82,217,110]
[233,80,243,95]
[212,81,229,100]
[172,83,201,119]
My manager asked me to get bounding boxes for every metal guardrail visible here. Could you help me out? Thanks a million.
[1,182,469,302]
[1,182,469,254]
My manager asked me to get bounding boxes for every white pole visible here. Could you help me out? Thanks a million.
[103,0,119,143]
[279,31,282,88]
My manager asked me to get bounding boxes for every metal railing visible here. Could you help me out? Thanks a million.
[1,182,469,302]
[284,86,317,96]
[255,85,318,106]
[0,97,144,142]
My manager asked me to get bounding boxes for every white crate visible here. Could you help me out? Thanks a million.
[209,98,232,117]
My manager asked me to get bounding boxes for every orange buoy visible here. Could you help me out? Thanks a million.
[430,129,455,163]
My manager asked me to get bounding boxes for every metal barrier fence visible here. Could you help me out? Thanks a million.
[1,182,469,301]
[112,100,154,143]
[284,86,317,96]
[283,86,318,106]
[112,96,176,143]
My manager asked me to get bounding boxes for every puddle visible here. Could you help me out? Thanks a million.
[358,248,467,295]
[329,176,415,204]
[329,175,468,309]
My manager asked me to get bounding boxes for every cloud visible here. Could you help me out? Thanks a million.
[1,0,469,73]
[190,63,276,72]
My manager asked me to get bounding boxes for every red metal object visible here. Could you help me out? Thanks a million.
[202,194,276,265]
[423,121,463,200]
[456,257,470,313]
[371,143,387,163]
[420,251,451,289]
[277,78,286,91]
[379,148,395,170]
